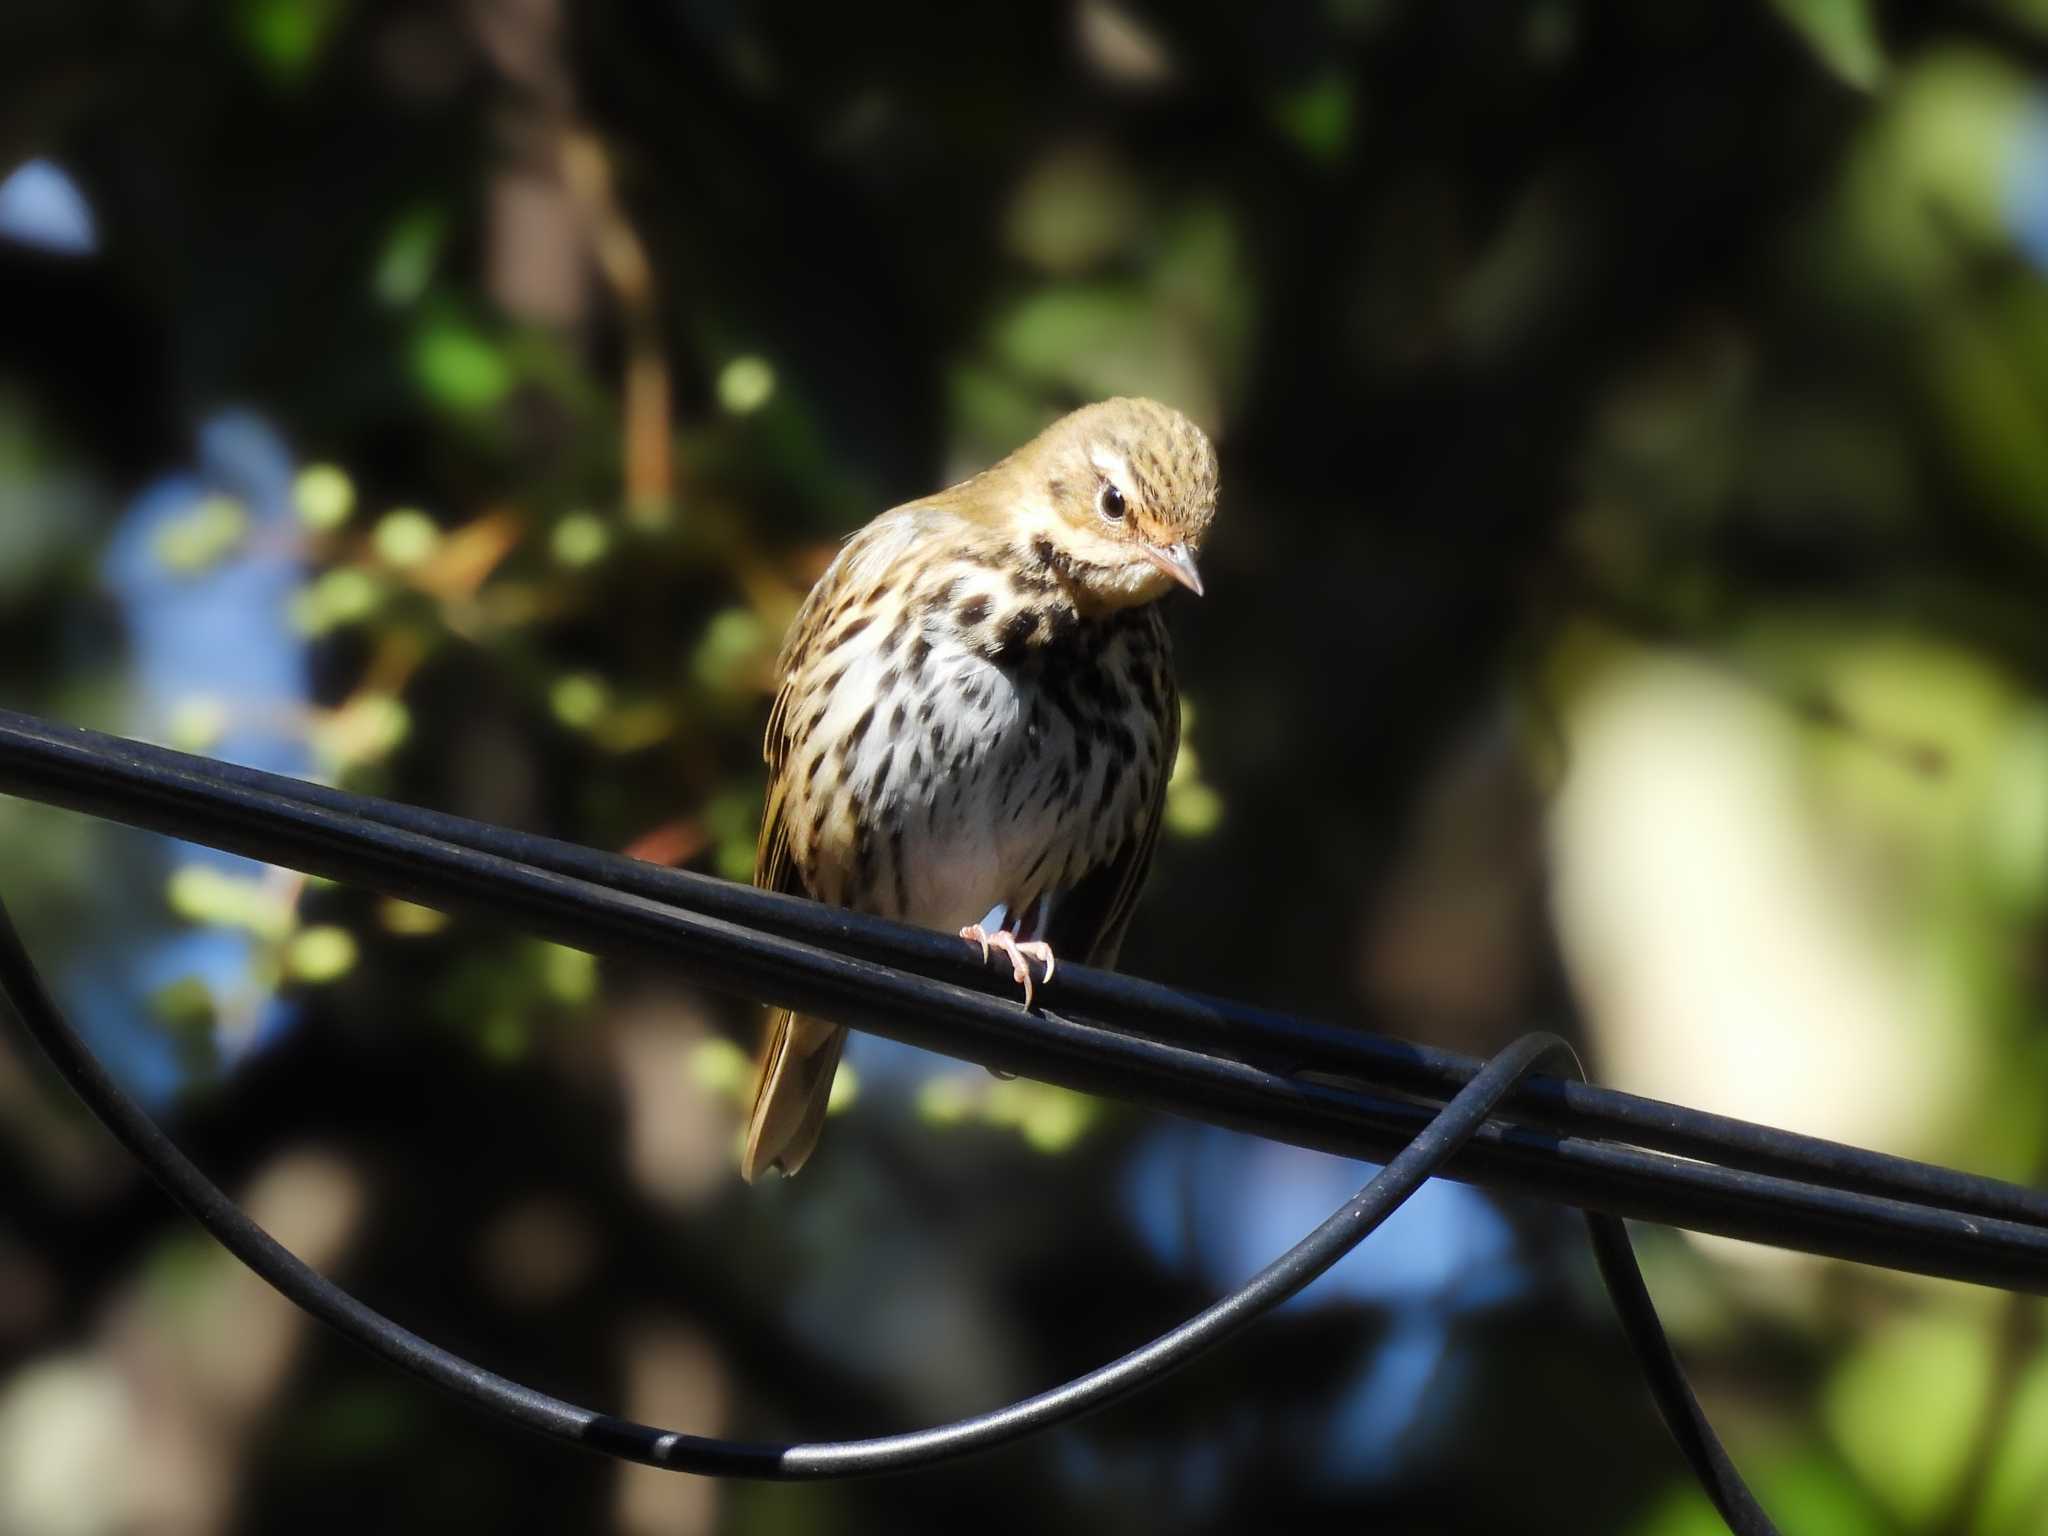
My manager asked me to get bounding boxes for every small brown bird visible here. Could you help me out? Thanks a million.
[740,397,1219,1180]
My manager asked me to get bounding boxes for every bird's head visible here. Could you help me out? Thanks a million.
[1000,397,1218,612]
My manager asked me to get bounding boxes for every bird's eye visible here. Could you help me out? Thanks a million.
[1097,483,1126,522]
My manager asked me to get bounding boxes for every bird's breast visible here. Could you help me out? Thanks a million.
[782,587,1173,933]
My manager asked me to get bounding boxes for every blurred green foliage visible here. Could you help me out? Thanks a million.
[8,1,2048,1533]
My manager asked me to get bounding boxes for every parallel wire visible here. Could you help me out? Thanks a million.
[0,711,2045,1292]
[6,710,2036,1221]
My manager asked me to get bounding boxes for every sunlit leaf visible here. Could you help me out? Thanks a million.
[152,495,248,573]
[286,925,358,984]
[373,206,446,307]
[293,464,355,530]
[825,1062,859,1114]
[537,941,597,1006]
[1825,1310,1995,1525]
[1768,0,1886,91]
[549,673,609,731]
[692,607,770,693]
[1629,1449,1890,1535]
[550,512,611,568]
[1005,144,1143,273]
[704,788,762,883]
[373,508,440,568]
[690,1037,751,1099]
[716,356,777,415]
[991,283,1217,425]
[412,316,513,413]
[377,898,448,937]
[1980,1349,2048,1531]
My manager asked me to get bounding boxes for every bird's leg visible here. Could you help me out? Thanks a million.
[959,901,1057,1009]
[1011,891,1056,991]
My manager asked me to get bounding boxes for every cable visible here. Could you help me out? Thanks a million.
[1588,1212,1777,1535]
[0,710,2044,1291]
[0,886,1769,1507]
[0,710,2035,1226]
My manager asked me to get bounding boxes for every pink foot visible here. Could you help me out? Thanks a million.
[958,925,1057,1009]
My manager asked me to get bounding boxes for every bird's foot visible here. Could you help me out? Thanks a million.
[958,925,1057,1009]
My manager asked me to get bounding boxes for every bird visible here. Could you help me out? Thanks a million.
[740,397,1219,1181]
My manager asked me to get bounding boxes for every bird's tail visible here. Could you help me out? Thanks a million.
[739,1010,847,1181]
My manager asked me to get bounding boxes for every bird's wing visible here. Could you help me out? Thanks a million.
[755,506,932,894]
[753,614,815,909]
[1040,682,1179,970]
[745,517,918,1182]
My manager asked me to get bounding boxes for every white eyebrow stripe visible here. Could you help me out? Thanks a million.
[1088,446,1133,494]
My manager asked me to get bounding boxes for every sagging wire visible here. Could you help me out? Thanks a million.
[0,894,1772,1526]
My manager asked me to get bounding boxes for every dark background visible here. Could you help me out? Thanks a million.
[3,2,2048,1532]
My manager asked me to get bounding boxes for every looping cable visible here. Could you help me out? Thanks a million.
[0,894,1771,1527]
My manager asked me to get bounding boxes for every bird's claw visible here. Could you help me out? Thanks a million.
[958,926,1057,1009]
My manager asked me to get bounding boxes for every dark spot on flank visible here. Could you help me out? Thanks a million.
[1003,609,1041,649]
[909,635,932,674]
[847,704,877,748]
[923,577,962,615]
[918,696,936,724]
[890,701,909,737]
[878,666,901,694]
[803,748,825,790]
[885,613,912,652]
[957,595,990,628]
[833,615,874,649]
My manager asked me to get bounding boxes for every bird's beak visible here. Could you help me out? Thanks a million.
[1144,541,1204,597]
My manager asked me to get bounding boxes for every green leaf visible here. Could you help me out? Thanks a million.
[373,206,445,307]
[412,315,513,413]
[1630,1449,1890,1536]
[1769,0,1886,91]
[991,283,1217,424]
[1825,1310,1996,1525]
[233,0,350,87]
[1272,72,1356,161]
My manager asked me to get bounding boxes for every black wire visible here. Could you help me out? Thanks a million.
[0,710,2045,1293]
[0,709,2034,1227]
[0,887,1768,1510]
[1588,1213,1778,1535]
